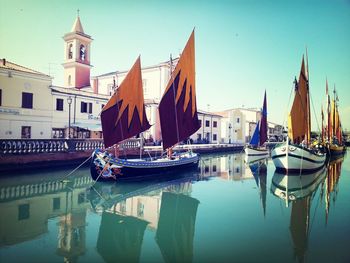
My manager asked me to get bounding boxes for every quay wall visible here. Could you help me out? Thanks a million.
[0,139,244,173]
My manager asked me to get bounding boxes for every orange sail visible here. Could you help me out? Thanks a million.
[101,57,151,148]
[288,56,310,144]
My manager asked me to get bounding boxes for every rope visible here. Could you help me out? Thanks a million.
[60,155,92,181]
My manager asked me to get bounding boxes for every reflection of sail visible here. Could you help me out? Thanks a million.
[290,197,310,263]
[325,156,344,224]
[248,159,267,217]
[97,212,149,263]
[156,192,199,263]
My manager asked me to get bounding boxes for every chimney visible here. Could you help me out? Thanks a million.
[2,58,6,66]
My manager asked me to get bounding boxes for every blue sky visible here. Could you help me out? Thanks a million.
[1,0,350,130]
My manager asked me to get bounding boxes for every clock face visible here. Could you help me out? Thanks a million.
[24,82,31,90]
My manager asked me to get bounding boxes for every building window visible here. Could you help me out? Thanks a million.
[22,92,33,109]
[56,98,64,111]
[197,134,202,141]
[213,121,217,128]
[137,200,144,218]
[205,120,210,127]
[78,193,85,204]
[81,102,92,113]
[53,198,60,210]
[21,126,31,139]
[213,165,217,172]
[236,118,240,123]
[18,204,30,220]
[68,75,72,86]
[199,120,202,126]
[0,89,2,106]
[213,134,217,141]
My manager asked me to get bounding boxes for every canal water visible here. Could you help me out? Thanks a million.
[0,152,349,263]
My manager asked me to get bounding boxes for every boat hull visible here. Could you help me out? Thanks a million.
[328,144,346,157]
[90,149,200,181]
[271,143,326,174]
[244,146,269,157]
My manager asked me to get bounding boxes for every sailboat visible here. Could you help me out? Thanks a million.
[90,31,200,181]
[324,83,346,157]
[244,91,269,158]
[271,55,326,173]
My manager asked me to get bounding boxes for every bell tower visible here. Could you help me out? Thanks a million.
[62,13,92,89]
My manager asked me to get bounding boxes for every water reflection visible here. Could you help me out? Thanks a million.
[0,152,348,263]
[270,155,345,263]
[0,170,93,263]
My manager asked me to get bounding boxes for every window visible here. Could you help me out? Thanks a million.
[53,198,60,210]
[22,92,33,109]
[0,89,2,106]
[56,98,64,111]
[213,134,217,141]
[137,200,144,217]
[199,120,202,126]
[197,134,202,140]
[81,102,92,113]
[21,126,31,139]
[236,118,240,123]
[68,75,72,86]
[213,121,217,127]
[18,204,30,220]
[213,165,217,172]
[205,120,210,127]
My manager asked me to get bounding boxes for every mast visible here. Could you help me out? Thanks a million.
[305,49,311,145]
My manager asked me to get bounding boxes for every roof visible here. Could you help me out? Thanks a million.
[71,16,84,33]
[0,58,51,78]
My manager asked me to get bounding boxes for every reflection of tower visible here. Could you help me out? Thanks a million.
[290,197,310,263]
[156,192,200,263]
[56,188,88,263]
[258,164,267,218]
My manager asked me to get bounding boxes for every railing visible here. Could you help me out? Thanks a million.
[0,138,142,155]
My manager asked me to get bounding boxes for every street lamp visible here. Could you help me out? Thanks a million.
[67,96,72,139]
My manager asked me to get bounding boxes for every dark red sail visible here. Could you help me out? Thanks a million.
[158,31,200,150]
[101,57,151,148]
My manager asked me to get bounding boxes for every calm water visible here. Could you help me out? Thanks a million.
[0,152,349,263]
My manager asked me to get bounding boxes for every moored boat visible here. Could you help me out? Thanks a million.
[244,91,269,157]
[271,55,326,173]
[90,31,201,181]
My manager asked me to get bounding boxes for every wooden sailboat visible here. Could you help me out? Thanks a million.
[244,91,269,158]
[271,55,326,173]
[90,31,200,181]
[325,84,346,156]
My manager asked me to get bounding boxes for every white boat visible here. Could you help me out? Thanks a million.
[271,55,326,173]
[244,91,269,157]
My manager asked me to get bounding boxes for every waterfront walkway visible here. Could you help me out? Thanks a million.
[0,139,244,172]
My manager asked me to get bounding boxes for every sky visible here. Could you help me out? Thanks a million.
[1,0,350,131]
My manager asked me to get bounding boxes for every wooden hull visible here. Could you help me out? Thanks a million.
[90,149,199,181]
[271,142,326,174]
[328,144,346,157]
[244,146,269,157]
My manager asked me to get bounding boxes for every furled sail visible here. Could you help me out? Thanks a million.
[158,31,200,150]
[101,57,151,148]
[288,57,310,144]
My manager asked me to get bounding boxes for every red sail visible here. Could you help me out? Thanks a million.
[101,57,150,148]
[159,31,200,150]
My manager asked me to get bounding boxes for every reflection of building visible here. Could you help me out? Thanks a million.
[0,172,92,263]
